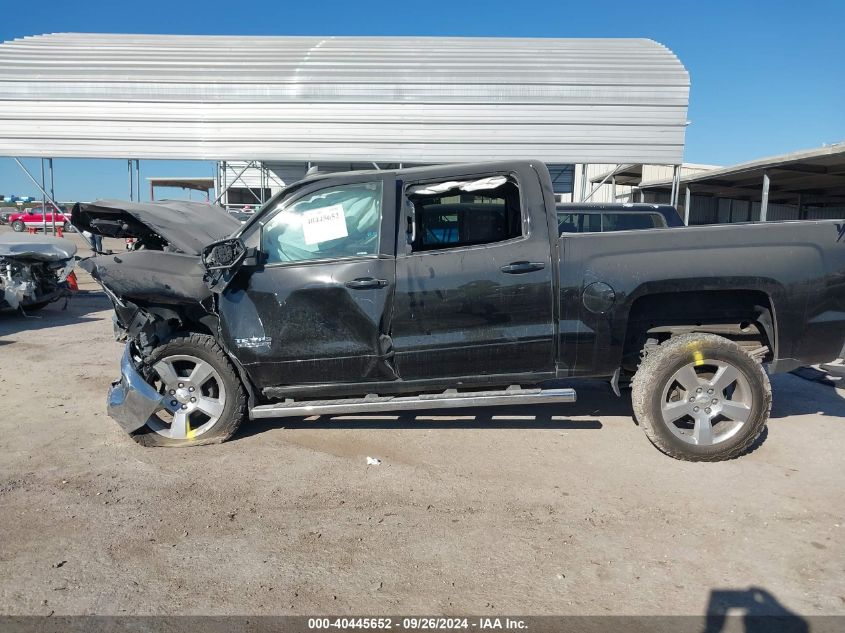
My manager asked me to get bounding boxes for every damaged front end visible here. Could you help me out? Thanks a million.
[108,344,167,433]
[0,234,77,312]
[74,199,243,433]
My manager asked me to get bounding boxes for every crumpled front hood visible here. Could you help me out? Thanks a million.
[0,234,77,262]
[72,199,241,255]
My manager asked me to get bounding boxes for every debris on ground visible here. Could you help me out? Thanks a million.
[366,456,381,466]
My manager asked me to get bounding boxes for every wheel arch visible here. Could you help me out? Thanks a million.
[126,302,261,414]
[620,286,779,372]
[162,324,260,415]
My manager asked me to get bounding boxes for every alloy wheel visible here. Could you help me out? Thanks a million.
[659,359,753,446]
[147,354,227,439]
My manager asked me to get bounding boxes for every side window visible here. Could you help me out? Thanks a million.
[558,212,601,233]
[601,213,664,232]
[261,181,382,264]
[407,176,523,252]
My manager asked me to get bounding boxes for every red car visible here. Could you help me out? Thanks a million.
[9,207,70,232]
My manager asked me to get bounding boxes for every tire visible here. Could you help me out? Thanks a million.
[11,220,25,232]
[631,333,771,462]
[132,332,247,447]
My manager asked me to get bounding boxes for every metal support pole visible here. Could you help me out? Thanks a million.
[127,160,133,201]
[796,193,803,220]
[49,158,56,234]
[611,176,616,202]
[40,159,47,233]
[760,172,770,222]
[668,170,674,207]
[12,158,63,213]
[684,186,691,226]
[260,161,266,205]
[220,161,228,207]
[670,165,680,207]
[135,160,141,201]
[583,164,623,203]
[213,161,257,205]
[579,164,588,202]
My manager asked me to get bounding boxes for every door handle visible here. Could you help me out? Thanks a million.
[345,277,388,289]
[500,261,546,274]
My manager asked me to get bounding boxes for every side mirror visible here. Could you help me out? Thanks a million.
[201,238,257,293]
[202,238,246,270]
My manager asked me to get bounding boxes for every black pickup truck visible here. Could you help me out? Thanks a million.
[73,161,845,461]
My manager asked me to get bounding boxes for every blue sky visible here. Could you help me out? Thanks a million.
[1,0,843,201]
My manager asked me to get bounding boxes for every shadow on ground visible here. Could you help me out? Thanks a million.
[236,371,845,442]
[703,586,809,633]
[769,372,845,419]
[0,290,109,341]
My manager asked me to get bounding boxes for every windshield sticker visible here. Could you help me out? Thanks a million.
[302,204,348,245]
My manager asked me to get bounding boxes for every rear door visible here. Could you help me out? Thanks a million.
[217,174,398,394]
[391,167,556,381]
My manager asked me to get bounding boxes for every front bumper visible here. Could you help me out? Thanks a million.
[107,344,164,434]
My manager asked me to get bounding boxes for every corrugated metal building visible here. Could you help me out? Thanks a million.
[0,33,689,205]
[0,33,689,162]
[637,143,845,223]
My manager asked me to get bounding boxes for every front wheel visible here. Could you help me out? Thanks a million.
[631,333,771,461]
[133,333,247,447]
[11,220,25,232]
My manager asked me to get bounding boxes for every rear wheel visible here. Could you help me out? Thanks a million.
[631,333,771,461]
[11,220,25,232]
[132,333,247,447]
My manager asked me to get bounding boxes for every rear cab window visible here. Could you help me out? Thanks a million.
[602,212,666,231]
[557,210,668,234]
[405,175,524,252]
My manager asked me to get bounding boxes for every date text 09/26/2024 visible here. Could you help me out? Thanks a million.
[308,617,527,630]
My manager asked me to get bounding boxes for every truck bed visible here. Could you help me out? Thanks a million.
[558,219,845,377]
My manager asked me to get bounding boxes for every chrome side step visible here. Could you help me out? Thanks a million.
[250,386,576,419]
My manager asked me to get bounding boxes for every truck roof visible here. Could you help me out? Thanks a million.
[299,160,543,185]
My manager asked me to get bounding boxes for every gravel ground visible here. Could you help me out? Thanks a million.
[0,226,843,617]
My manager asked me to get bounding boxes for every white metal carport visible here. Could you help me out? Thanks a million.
[0,33,690,210]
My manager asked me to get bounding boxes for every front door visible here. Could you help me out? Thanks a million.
[218,176,398,396]
[391,170,556,382]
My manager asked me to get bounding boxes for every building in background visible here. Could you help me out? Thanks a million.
[638,143,845,223]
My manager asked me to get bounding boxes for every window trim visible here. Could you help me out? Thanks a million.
[399,171,529,256]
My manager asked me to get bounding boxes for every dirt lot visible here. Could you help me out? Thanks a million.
[0,226,843,617]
